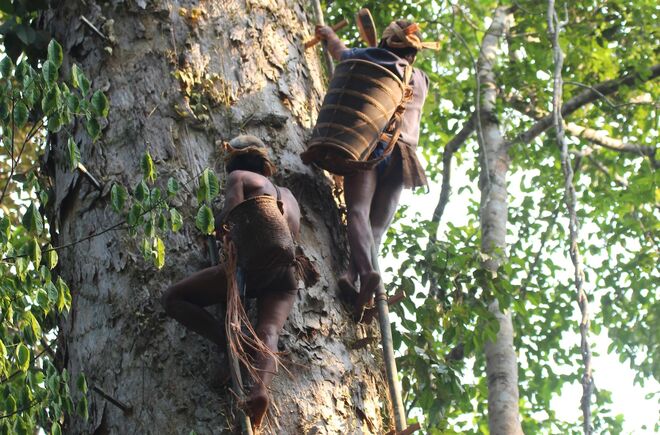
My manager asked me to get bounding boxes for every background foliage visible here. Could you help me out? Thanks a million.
[326,0,657,433]
[0,0,657,433]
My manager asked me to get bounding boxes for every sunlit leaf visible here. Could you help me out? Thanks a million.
[195,204,214,235]
[76,373,88,394]
[28,237,41,266]
[22,203,44,234]
[154,237,165,269]
[42,60,58,85]
[91,90,109,118]
[16,344,30,372]
[170,208,182,232]
[141,152,156,184]
[47,39,64,67]
[110,183,127,212]
[68,138,81,170]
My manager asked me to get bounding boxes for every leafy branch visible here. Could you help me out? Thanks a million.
[507,63,660,149]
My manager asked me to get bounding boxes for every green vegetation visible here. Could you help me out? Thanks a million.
[1,0,657,433]
[328,1,657,433]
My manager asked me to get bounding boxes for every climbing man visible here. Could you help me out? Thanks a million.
[314,20,432,320]
[162,135,318,430]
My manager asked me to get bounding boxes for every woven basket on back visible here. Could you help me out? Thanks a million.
[225,196,295,271]
[302,59,407,175]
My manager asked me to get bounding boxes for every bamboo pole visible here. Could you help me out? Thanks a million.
[371,243,406,431]
[311,0,335,75]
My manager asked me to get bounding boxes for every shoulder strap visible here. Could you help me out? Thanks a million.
[273,184,285,215]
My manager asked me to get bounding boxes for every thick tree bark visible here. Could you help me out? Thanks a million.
[44,1,388,433]
[476,6,524,435]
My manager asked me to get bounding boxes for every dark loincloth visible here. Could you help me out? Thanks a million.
[379,141,428,189]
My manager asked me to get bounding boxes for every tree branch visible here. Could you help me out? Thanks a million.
[431,113,476,231]
[507,63,660,149]
[565,122,656,160]
[505,93,656,160]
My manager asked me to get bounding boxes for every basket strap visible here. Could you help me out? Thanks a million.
[273,185,285,214]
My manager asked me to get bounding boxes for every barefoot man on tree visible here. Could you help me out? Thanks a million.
[311,20,434,320]
[162,135,318,430]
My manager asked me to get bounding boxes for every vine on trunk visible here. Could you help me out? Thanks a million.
[547,2,594,433]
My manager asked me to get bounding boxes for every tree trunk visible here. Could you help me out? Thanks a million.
[476,6,524,435]
[44,1,388,433]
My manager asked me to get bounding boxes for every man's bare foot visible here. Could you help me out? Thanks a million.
[354,272,380,322]
[246,386,269,430]
[338,276,358,306]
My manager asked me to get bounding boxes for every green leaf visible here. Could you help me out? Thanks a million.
[16,344,30,372]
[42,86,61,115]
[51,422,62,435]
[91,90,109,118]
[42,60,58,85]
[45,245,58,269]
[77,395,89,420]
[167,177,179,197]
[22,203,44,234]
[15,256,28,280]
[128,204,143,227]
[72,64,90,96]
[66,93,80,113]
[85,117,101,140]
[144,217,155,238]
[45,281,58,303]
[28,237,41,266]
[48,113,64,133]
[154,237,165,269]
[141,237,151,260]
[0,56,13,77]
[195,204,215,235]
[23,80,39,108]
[13,101,28,128]
[47,39,63,67]
[0,216,9,243]
[170,208,182,232]
[15,23,37,45]
[141,152,156,184]
[157,213,167,231]
[0,99,9,121]
[134,180,149,202]
[67,139,80,171]
[15,61,29,81]
[25,311,42,339]
[197,168,219,204]
[76,373,88,394]
[110,183,127,212]
[56,277,71,311]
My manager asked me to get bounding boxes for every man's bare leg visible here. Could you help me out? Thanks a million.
[161,266,228,347]
[370,158,404,248]
[246,284,297,429]
[343,168,381,314]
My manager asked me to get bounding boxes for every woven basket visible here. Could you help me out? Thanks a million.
[302,59,406,175]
